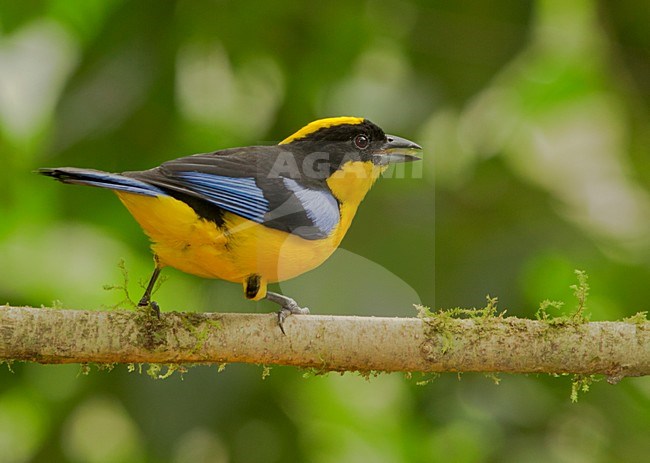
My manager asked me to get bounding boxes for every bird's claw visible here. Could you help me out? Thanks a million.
[277,305,310,335]
[138,299,160,318]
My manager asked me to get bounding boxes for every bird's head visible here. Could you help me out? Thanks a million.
[279,117,421,177]
[277,117,421,205]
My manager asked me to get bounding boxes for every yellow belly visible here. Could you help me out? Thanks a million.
[115,191,356,285]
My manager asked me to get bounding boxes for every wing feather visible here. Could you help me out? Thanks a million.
[124,147,340,239]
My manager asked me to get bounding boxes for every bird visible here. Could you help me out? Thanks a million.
[38,117,422,332]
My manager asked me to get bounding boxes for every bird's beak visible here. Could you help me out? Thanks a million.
[374,134,422,164]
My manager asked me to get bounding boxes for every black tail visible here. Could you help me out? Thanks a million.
[37,167,164,197]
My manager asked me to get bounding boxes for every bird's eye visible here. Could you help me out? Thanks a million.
[354,134,369,150]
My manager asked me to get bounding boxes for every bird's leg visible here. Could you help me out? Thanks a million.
[138,264,162,318]
[265,291,310,334]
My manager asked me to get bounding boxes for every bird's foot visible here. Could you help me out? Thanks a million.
[137,264,162,318]
[277,304,310,335]
[265,291,309,334]
[137,298,160,318]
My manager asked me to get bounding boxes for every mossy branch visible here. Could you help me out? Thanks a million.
[0,305,648,381]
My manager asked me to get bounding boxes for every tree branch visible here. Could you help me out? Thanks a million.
[1,306,648,380]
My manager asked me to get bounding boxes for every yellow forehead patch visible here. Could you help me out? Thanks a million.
[279,116,364,145]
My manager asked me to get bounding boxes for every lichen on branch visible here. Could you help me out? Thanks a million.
[0,304,647,383]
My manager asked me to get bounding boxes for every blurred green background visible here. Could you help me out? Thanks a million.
[1,0,650,461]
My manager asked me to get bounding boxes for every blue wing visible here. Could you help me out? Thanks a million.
[124,147,341,240]
[175,172,269,223]
[175,172,339,238]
